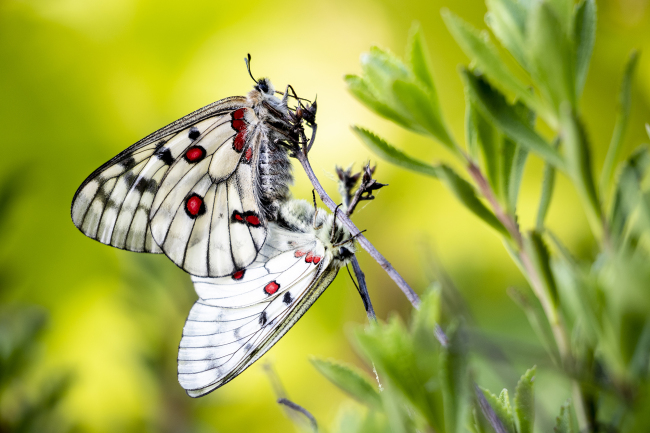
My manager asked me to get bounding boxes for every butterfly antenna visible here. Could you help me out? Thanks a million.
[333,230,366,247]
[330,204,342,243]
[244,53,258,84]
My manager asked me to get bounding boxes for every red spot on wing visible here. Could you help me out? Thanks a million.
[233,131,246,152]
[186,196,204,216]
[233,108,246,120]
[232,270,245,280]
[232,119,246,131]
[264,281,280,295]
[245,147,253,162]
[305,252,314,263]
[312,256,322,264]
[234,212,244,221]
[184,146,205,162]
[245,215,260,226]
[294,250,307,258]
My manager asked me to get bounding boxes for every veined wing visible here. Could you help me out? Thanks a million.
[178,224,335,397]
[70,96,247,257]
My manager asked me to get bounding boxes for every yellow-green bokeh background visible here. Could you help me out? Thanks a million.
[1,0,649,431]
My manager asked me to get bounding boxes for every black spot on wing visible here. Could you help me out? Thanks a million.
[120,156,137,170]
[259,312,267,326]
[134,176,157,194]
[188,127,200,140]
[154,146,174,165]
[283,292,293,305]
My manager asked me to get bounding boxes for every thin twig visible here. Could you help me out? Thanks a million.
[277,398,318,432]
[295,150,421,309]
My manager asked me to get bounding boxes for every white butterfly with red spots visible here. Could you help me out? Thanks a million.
[178,200,355,397]
[71,77,315,277]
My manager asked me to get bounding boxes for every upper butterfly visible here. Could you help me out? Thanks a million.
[71,74,315,277]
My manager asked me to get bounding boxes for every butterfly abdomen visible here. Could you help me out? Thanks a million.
[257,137,292,221]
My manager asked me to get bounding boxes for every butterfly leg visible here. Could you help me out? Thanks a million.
[312,190,323,230]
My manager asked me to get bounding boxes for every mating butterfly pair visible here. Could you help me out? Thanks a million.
[71,75,355,396]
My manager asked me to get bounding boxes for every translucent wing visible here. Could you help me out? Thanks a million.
[71,97,267,275]
[178,223,338,397]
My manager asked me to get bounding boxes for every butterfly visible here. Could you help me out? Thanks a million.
[177,199,356,397]
[71,69,316,277]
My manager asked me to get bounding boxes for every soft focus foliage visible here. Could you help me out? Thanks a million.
[1,0,650,432]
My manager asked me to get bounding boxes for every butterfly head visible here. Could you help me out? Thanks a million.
[255,77,275,96]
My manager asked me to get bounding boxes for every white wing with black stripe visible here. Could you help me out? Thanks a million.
[71,96,246,256]
[178,200,356,397]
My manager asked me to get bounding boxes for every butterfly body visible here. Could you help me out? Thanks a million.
[178,200,355,397]
[71,78,309,277]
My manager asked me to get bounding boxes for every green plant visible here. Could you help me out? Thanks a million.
[287,0,650,431]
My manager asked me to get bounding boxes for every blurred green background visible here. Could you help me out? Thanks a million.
[1,0,649,431]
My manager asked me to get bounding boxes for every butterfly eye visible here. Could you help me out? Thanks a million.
[257,79,269,94]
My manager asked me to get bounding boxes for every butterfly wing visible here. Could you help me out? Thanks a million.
[178,223,338,397]
[71,97,267,274]
[149,107,266,277]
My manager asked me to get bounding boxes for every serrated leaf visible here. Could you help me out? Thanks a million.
[311,358,382,409]
[524,230,559,306]
[480,388,516,433]
[554,400,574,433]
[485,0,528,68]
[574,0,596,97]
[527,2,576,111]
[514,366,536,433]
[599,51,639,196]
[354,317,444,431]
[437,164,509,237]
[346,75,415,131]
[442,9,543,116]
[392,79,456,149]
[352,126,443,178]
[407,22,436,93]
[462,70,564,169]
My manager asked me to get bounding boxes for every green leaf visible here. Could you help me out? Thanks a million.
[527,2,576,111]
[346,74,414,131]
[548,0,574,30]
[467,101,501,197]
[311,358,382,409]
[485,0,528,68]
[560,104,602,240]
[406,22,436,93]
[354,317,444,431]
[536,141,559,231]
[462,69,564,169]
[599,51,639,196]
[554,400,575,433]
[574,0,597,97]
[646,123,650,140]
[352,126,443,178]
[437,164,509,236]
[442,9,543,117]
[392,79,456,150]
[514,366,536,433]
[505,136,530,215]
[507,288,557,360]
[441,324,471,433]
[480,388,516,433]
[610,147,650,244]
[523,230,559,306]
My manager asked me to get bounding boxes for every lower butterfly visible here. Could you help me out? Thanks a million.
[177,199,355,397]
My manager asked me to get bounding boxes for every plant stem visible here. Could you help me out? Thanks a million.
[294,150,421,309]
[467,161,592,431]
